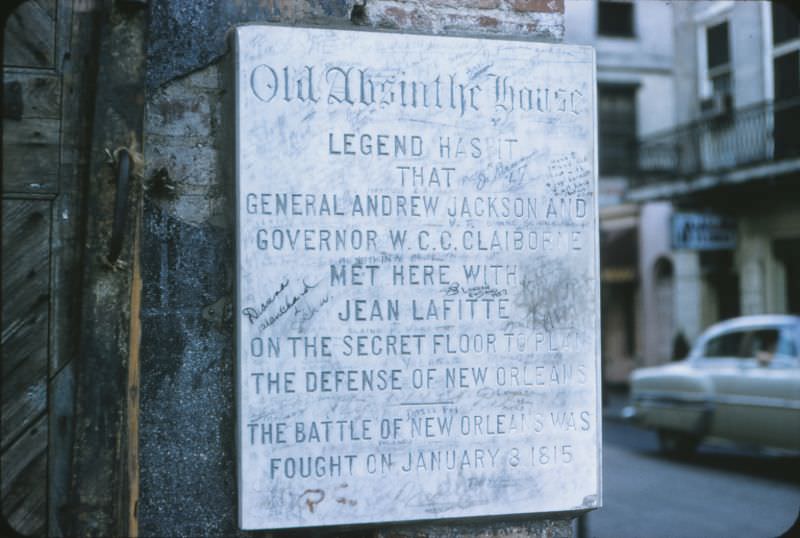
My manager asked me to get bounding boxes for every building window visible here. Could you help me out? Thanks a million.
[598,84,637,176]
[772,2,800,46]
[597,0,634,38]
[705,21,732,99]
[774,51,800,101]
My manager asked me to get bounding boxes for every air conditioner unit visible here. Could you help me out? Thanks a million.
[700,92,732,119]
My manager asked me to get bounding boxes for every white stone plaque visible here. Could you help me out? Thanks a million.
[233,25,600,530]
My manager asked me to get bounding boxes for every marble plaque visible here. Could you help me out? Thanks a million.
[232,25,600,530]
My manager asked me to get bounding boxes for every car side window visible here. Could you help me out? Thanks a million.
[703,330,745,358]
[775,327,799,358]
[701,325,800,362]
[746,329,780,357]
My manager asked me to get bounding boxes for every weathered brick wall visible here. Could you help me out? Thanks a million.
[362,0,563,37]
[146,1,563,88]
[139,1,567,536]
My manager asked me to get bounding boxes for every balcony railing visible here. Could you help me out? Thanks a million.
[635,97,800,185]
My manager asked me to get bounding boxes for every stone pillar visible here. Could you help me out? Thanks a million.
[638,202,673,365]
[672,250,704,346]
[739,233,768,316]
[138,1,582,537]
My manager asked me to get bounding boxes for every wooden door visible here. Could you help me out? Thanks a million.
[2,1,98,535]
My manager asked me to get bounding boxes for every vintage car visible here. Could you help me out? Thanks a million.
[625,315,800,454]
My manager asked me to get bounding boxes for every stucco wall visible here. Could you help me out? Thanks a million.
[673,1,772,119]
[564,0,675,137]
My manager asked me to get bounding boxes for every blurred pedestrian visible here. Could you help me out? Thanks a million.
[672,331,690,361]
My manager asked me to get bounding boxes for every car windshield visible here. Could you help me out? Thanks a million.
[701,326,798,359]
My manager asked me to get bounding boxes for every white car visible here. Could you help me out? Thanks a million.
[626,315,800,454]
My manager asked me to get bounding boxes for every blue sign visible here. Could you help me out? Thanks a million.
[671,213,737,250]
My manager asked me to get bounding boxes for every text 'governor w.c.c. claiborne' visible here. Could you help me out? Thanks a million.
[232,25,600,530]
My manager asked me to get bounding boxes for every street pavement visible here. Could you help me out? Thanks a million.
[585,392,800,538]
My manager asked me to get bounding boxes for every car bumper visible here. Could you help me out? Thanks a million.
[628,393,713,436]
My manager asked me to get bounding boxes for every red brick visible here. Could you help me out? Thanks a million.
[379,6,431,30]
[383,6,410,26]
[509,0,564,13]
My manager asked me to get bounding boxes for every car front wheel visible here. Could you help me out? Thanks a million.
[657,429,700,456]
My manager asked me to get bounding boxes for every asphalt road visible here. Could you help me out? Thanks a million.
[583,419,800,538]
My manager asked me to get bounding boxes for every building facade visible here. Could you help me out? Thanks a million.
[630,1,800,348]
[565,0,677,380]
[568,0,800,379]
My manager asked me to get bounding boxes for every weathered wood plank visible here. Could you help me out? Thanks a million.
[2,118,60,193]
[67,2,147,536]
[3,0,57,68]
[1,198,50,537]
[3,3,88,538]
[0,413,47,537]
[1,200,51,453]
[48,362,75,536]
[3,117,60,145]
[3,72,61,119]
[48,5,103,536]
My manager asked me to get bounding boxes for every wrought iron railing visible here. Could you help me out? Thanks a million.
[635,97,800,185]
